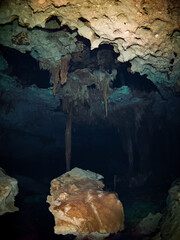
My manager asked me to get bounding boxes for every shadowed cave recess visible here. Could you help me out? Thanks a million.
[0,0,180,240]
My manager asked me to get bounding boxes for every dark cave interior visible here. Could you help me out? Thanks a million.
[0,35,180,240]
[0,45,51,88]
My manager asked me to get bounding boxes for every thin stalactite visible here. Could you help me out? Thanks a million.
[60,55,70,85]
[64,101,72,171]
[52,67,60,96]
[103,83,109,117]
[97,69,109,118]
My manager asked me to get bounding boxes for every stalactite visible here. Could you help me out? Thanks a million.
[103,83,109,117]
[99,80,109,118]
[127,134,133,177]
[63,99,72,172]
[121,124,134,181]
[39,60,60,96]
[52,67,60,96]
[60,55,70,85]
[97,70,109,118]
[39,55,70,96]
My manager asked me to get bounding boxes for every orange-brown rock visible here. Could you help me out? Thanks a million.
[47,167,124,239]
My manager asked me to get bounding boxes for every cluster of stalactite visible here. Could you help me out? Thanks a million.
[39,43,155,172]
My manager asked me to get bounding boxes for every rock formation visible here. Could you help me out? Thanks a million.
[137,212,162,235]
[0,168,19,215]
[0,0,180,124]
[0,0,180,217]
[151,179,180,240]
[47,167,124,239]
[0,0,179,88]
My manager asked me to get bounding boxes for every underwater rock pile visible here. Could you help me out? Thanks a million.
[47,167,124,239]
[0,168,19,215]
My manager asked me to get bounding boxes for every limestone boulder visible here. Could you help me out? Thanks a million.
[47,167,124,239]
[0,168,19,215]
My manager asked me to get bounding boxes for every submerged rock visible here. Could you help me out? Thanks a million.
[151,179,180,240]
[137,212,162,235]
[0,168,19,215]
[47,167,124,239]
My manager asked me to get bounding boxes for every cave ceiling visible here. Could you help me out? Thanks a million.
[0,0,180,139]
